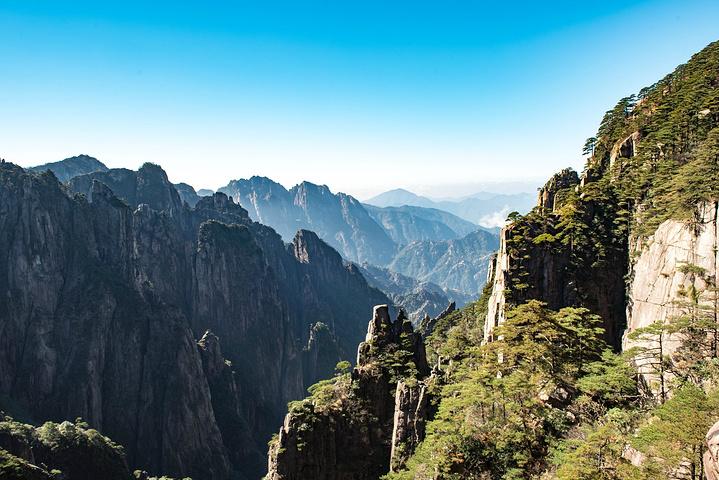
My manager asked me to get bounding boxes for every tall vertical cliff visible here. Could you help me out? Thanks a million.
[0,162,390,479]
[266,305,434,480]
[484,41,719,355]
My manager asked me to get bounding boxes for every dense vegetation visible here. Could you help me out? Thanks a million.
[387,285,719,479]
[384,41,719,479]
[0,415,130,480]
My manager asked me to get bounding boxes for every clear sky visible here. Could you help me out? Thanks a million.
[1,1,718,198]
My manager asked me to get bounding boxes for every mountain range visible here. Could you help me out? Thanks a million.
[365,187,535,227]
[0,161,390,479]
[26,158,505,308]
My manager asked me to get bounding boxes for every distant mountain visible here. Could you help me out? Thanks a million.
[28,154,108,182]
[355,262,471,323]
[28,156,501,298]
[219,176,396,265]
[364,204,479,245]
[197,188,215,197]
[365,188,535,227]
[175,182,203,207]
[218,176,501,296]
[388,229,499,295]
[365,188,437,209]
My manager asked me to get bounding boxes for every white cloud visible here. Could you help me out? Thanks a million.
[478,206,511,228]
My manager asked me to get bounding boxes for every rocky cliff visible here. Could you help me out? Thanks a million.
[0,162,390,479]
[483,42,719,354]
[264,39,719,480]
[266,305,434,480]
[482,168,630,349]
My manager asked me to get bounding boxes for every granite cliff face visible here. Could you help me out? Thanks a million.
[624,202,718,340]
[483,41,719,356]
[266,305,434,480]
[0,162,390,479]
[265,40,719,480]
[483,168,628,348]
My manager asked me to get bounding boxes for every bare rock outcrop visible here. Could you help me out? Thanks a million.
[267,305,434,480]
[623,202,718,378]
[609,131,640,167]
[537,168,579,211]
[389,376,436,472]
[705,419,719,480]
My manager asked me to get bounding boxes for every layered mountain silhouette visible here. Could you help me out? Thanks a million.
[388,229,499,294]
[29,158,502,304]
[366,187,535,227]
[218,176,500,297]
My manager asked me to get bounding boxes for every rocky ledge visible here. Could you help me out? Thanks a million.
[266,305,437,480]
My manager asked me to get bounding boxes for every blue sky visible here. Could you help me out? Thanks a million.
[1,1,718,198]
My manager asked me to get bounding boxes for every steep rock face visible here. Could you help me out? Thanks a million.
[536,168,579,211]
[388,229,499,296]
[0,165,229,479]
[389,377,435,472]
[483,41,719,357]
[220,176,298,239]
[623,201,719,355]
[28,154,108,182]
[0,163,390,479]
[290,230,391,361]
[197,331,264,477]
[484,232,509,341]
[301,322,344,389]
[219,177,396,265]
[482,181,628,348]
[175,182,203,207]
[68,164,185,215]
[266,306,432,480]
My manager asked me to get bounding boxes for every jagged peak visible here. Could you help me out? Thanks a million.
[291,229,341,264]
[357,304,429,376]
[194,191,249,218]
[137,162,170,181]
[536,167,579,211]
